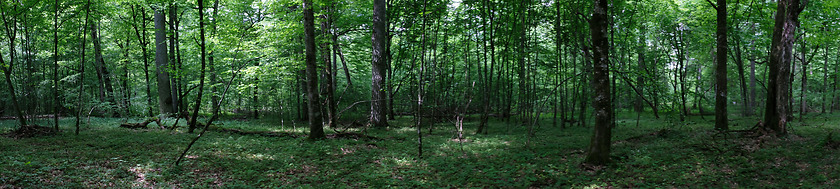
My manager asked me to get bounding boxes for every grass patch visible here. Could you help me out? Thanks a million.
[1,113,839,188]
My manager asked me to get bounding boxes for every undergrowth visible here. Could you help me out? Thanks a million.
[1,112,839,188]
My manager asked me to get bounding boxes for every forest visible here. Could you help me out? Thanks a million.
[1,0,839,187]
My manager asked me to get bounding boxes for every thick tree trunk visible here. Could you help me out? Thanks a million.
[370,0,389,128]
[154,9,174,115]
[584,0,613,166]
[714,0,728,130]
[303,0,325,140]
[764,0,805,136]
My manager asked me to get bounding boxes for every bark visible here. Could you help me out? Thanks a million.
[75,0,92,135]
[749,40,757,115]
[517,0,528,125]
[370,0,389,128]
[823,45,829,113]
[584,0,613,166]
[169,4,179,113]
[209,0,220,115]
[714,0,728,130]
[154,9,174,115]
[476,0,493,134]
[764,0,805,136]
[91,20,114,105]
[303,0,325,140]
[320,13,335,127]
[733,36,749,116]
[189,0,209,133]
[53,0,61,130]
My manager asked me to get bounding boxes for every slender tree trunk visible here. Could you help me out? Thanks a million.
[764,0,805,136]
[320,12,335,127]
[823,45,829,113]
[477,0,493,134]
[209,0,220,115]
[189,0,209,133]
[799,37,808,118]
[714,0,728,130]
[1,2,29,127]
[53,0,61,130]
[585,0,613,166]
[749,40,757,116]
[303,0,325,140]
[635,25,646,113]
[169,4,179,113]
[130,5,154,117]
[119,35,131,116]
[75,0,92,134]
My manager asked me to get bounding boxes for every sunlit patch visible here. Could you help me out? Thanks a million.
[341,147,355,155]
[128,164,159,188]
[243,153,275,160]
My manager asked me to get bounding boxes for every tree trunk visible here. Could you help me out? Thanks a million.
[154,9,174,115]
[320,12,335,127]
[370,0,389,128]
[130,5,154,117]
[584,0,613,166]
[749,40,757,116]
[75,0,92,134]
[53,0,61,130]
[635,25,646,113]
[799,37,808,118]
[714,0,728,130]
[209,0,220,115]
[763,0,805,136]
[169,4,179,113]
[189,0,209,133]
[303,0,325,140]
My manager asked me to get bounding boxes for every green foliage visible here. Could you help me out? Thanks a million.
[1,113,839,187]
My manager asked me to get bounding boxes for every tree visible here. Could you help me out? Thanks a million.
[584,0,613,166]
[370,0,389,128]
[0,1,28,127]
[154,8,174,115]
[763,0,805,136]
[303,0,325,140]
[189,0,209,133]
[130,4,155,117]
[91,18,115,107]
[709,0,728,130]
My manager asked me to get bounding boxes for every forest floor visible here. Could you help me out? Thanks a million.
[1,112,839,188]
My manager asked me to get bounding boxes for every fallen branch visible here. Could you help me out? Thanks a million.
[119,117,163,129]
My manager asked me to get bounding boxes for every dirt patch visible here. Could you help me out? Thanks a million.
[4,125,56,138]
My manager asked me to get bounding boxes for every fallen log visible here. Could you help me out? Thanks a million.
[119,117,163,129]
